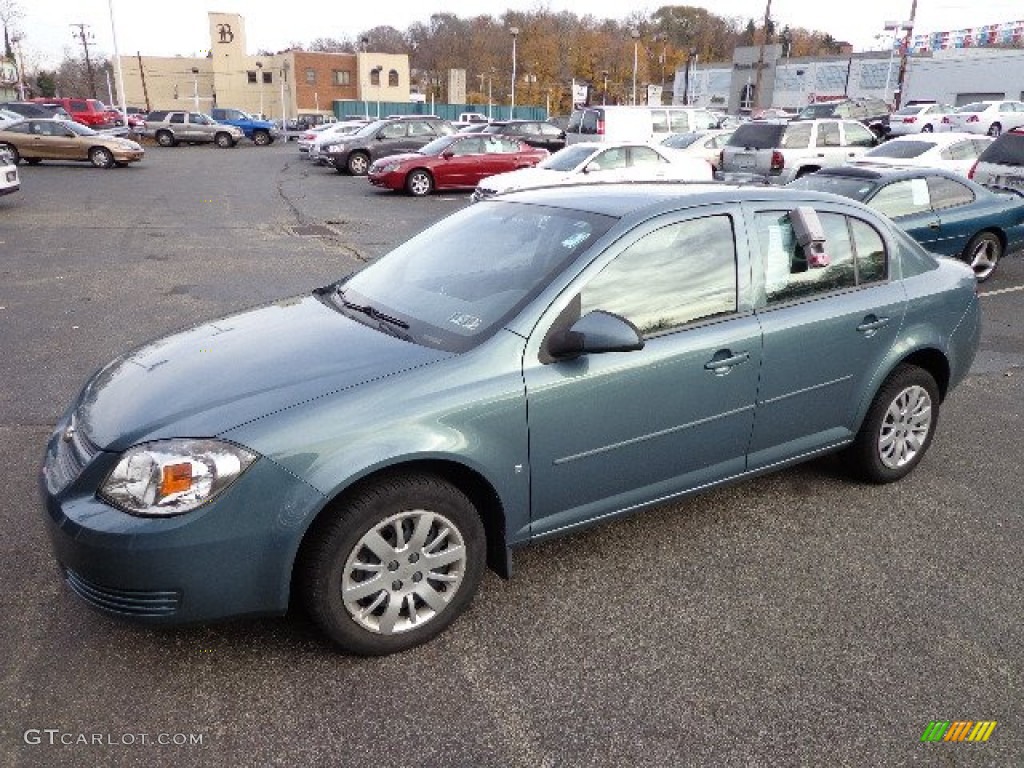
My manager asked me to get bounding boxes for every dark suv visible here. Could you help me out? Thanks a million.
[323,116,455,175]
[795,98,891,138]
[968,127,1024,191]
[481,120,566,152]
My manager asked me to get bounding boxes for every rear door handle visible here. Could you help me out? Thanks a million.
[857,316,890,337]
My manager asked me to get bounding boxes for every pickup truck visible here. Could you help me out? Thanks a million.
[143,111,244,147]
[209,108,280,146]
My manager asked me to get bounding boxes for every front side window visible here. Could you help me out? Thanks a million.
[869,179,932,219]
[581,215,738,335]
[843,122,876,147]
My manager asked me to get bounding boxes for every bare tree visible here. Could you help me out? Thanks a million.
[1,0,24,59]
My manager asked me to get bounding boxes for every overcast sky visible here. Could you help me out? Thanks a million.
[13,0,1024,70]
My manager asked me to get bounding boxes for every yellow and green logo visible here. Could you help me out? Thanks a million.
[921,721,997,742]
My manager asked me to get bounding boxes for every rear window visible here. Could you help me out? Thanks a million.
[726,122,787,149]
[865,140,933,159]
[977,132,1024,166]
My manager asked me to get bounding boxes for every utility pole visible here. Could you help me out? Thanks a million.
[70,22,97,98]
[753,0,772,109]
[894,0,918,109]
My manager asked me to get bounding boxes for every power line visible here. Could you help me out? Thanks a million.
[70,22,98,98]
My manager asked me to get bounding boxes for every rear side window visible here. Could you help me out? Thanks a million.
[977,133,1024,166]
[781,123,812,149]
[728,123,787,149]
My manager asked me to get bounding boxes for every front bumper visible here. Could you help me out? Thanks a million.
[40,426,326,625]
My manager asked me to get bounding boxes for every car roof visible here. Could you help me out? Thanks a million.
[811,165,966,182]
[495,181,866,218]
[880,131,988,146]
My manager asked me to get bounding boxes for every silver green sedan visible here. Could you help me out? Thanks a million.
[41,183,980,655]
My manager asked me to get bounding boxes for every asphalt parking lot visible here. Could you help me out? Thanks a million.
[1,141,1021,767]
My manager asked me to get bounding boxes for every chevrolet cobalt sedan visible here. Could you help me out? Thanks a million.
[41,184,980,655]
[0,117,144,168]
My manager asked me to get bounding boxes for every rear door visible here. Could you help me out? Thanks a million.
[746,205,906,466]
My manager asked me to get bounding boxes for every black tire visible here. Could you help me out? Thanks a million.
[155,130,176,147]
[988,123,1002,137]
[89,146,115,169]
[1,143,20,164]
[299,473,485,655]
[405,169,434,196]
[961,231,1002,282]
[26,158,42,166]
[921,124,933,133]
[347,152,370,175]
[847,364,940,484]
[252,130,272,146]
[214,132,236,148]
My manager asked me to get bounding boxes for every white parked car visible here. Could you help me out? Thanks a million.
[0,145,20,197]
[0,108,25,129]
[886,103,956,136]
[472,141,712,201]
[660,129,735,171]
[848,133,993,177]
[941,100,1024,137]
[296,124,335,155]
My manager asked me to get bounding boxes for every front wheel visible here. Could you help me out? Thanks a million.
[299,474,485,655]
[89,146,114,168]
[962,231,1002,282]
[847,365,940,484]
[214,132,236,148]
[347,152,370,175]
[252,130,272,146]
[405,169,434,196]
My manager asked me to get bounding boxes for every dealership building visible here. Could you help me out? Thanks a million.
[113,12,409,120]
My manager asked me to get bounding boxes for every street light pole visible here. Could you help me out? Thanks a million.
[371,65,383,118]
[602,70,609,106]
[882,20,910,108]
[509,27,519,119]
[255,61,263,117]
[191,67,199,112]
[631,29,640,106]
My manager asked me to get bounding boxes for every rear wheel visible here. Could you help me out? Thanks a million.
[89,146,115,168]
[848,365,939,484]
[299,474,485,655]
[961,231,1002,282]
[988,123,1002,137]
[921,124,933,133]
[405,169,434,196]
[155,130,176,147]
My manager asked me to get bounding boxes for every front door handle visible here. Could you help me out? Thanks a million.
[704,350,750,376]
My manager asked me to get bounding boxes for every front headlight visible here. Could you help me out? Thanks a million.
[99,439,258,517]
[375,162,399,174]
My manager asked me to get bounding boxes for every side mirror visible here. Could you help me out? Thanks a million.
[548,310,644,360]
[441,150,455,159]
[583,161,601,174]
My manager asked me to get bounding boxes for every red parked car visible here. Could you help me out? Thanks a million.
[367,133,548,196]
[31,97,121,128]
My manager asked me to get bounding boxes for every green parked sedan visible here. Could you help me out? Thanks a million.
[41,182,980,655]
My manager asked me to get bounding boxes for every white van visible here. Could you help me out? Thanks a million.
[565,105,718,145]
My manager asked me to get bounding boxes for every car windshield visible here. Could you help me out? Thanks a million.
[335,201,616,352]
[66,121,99,136]
[353,120,388,137]
[865,140,933,159]
[538,145,600,171]
[418,136,459,155]
[788,174,877,202]
[662,133,702,149]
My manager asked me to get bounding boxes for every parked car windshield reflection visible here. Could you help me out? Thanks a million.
[336,201,615,351]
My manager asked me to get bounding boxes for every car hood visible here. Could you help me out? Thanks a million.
[76,294,453,451]
[477,166,575,192]
[372,152,427,167]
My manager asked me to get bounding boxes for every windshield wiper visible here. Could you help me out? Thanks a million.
[335,289,409,329]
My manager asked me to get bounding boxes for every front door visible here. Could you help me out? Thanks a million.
[524,209,762,538]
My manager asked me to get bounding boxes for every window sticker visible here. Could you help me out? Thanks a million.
[764,221,795,292]
[448,313,482,330]
[910,178,930,206]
